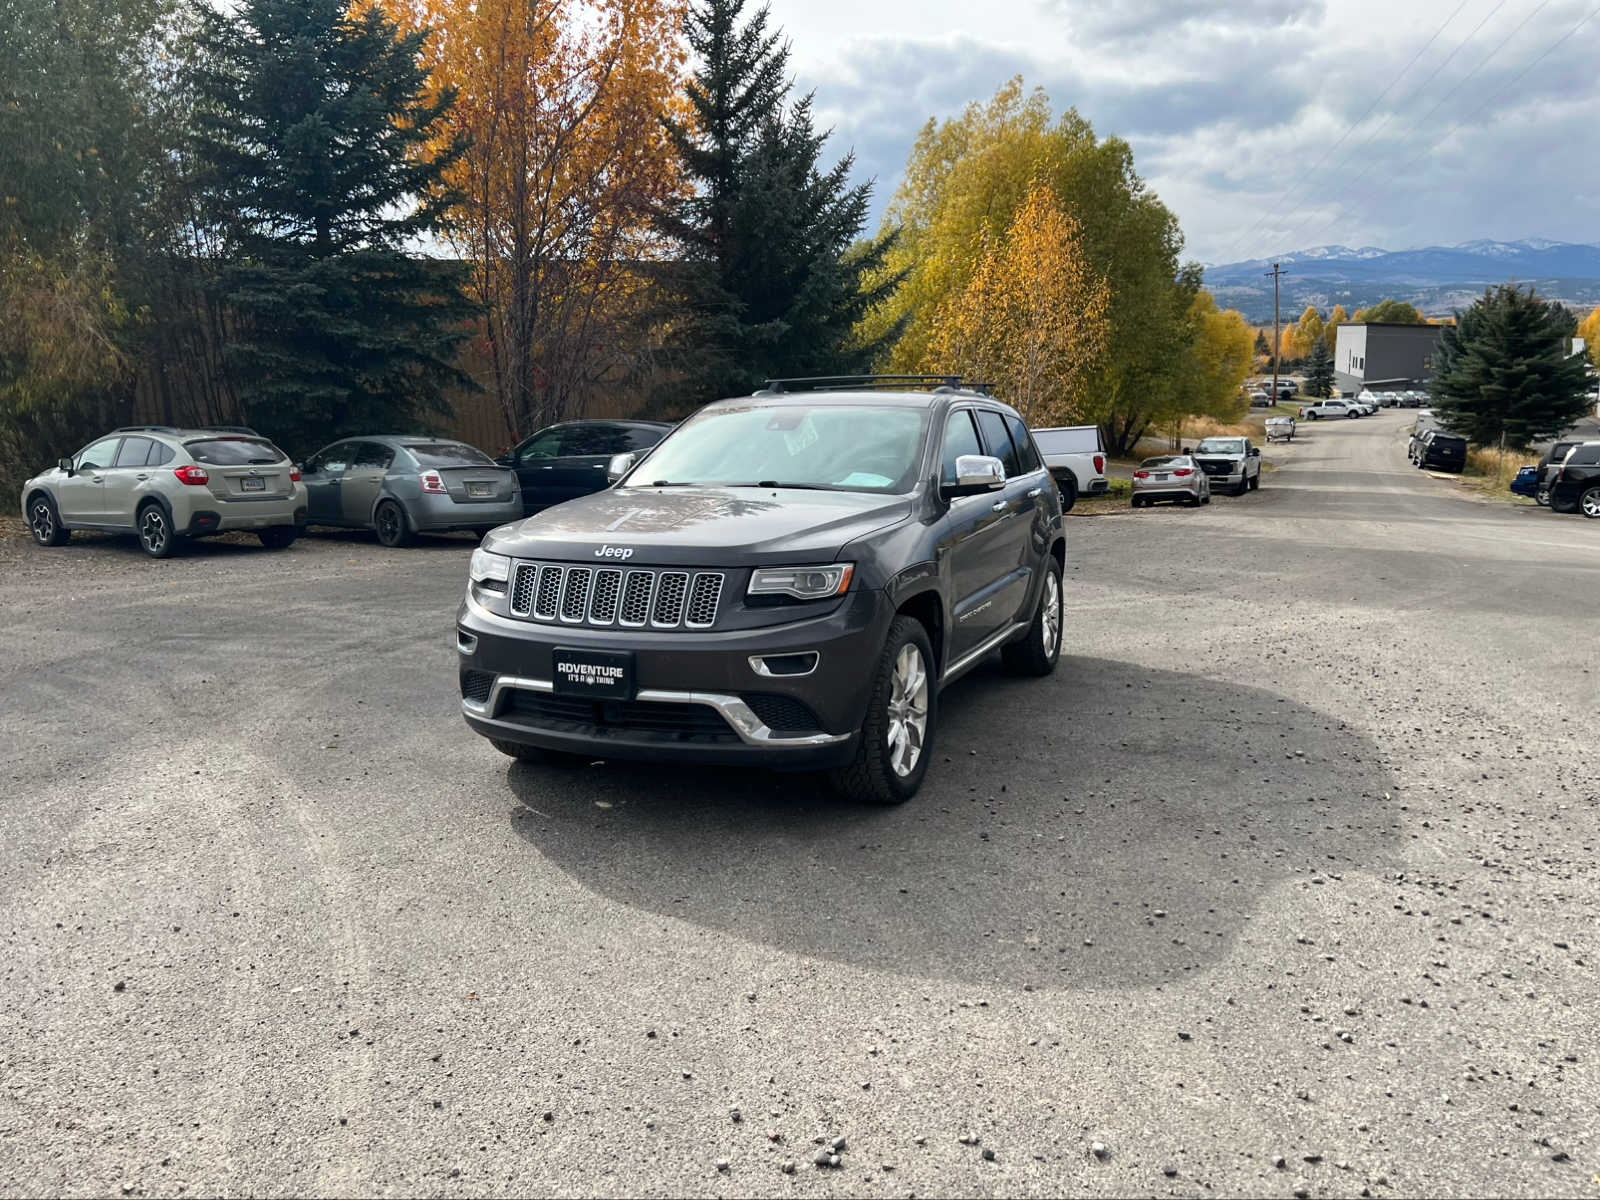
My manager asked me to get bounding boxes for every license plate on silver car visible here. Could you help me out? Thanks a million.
[242,476,266,491]
[1154,473,1169,481]
[467,482,491,497]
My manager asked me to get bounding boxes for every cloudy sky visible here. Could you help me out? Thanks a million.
[776,0,1600,265]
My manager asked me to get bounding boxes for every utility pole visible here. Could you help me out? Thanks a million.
[1264,262,1285,404]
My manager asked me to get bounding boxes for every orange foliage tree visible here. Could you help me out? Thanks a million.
[380,0,687,437]
[928,183,1111,426]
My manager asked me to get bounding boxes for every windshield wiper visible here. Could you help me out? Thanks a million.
[731,480,831,491]
[646,480,698,487]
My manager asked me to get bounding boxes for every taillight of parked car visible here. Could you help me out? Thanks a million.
[173,465,209,486]
[1172,468,1194,477]
[1133,470,1149,479]
[420,470,447,494]
[1094,454,1105,474]
[290,465,302,482]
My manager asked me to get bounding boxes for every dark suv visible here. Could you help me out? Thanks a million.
[498,419,673,515]
[1549,441,1600,517]
[457,378,1066,804]
[1410,429,1468,472]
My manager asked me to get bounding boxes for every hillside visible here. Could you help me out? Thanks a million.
[1204,239,1600,322]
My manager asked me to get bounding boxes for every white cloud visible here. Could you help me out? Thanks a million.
[772,0,1600,263]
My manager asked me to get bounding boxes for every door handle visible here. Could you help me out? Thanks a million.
[1026,487,1043,498]
[991,500,1009,512]
[136,473,149,481]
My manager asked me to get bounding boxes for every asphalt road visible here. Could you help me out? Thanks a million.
[2,411,1596,1198]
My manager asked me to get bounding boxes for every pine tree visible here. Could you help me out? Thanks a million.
[1428,285,1591,448]
[191,0,473,454]
[654,0,903,407]
[1304,333,1334,398]
[1253,330,1270,358]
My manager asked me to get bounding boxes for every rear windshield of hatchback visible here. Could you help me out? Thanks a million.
[404,442,495,467]
[185,438,286,465]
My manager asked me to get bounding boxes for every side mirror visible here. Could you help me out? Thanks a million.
[944,454,1006,498]
[57,457,74,474]
[1181,446,1192,455]
[1250,447,1261,457]
[606,451,638,484]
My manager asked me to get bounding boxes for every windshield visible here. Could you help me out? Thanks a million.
[404,442,495,467]
[619,404,929,493]
[185,438,286,465]
[1195,438,1245,455]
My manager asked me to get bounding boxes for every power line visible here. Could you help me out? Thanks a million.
[1270,0,1561,257]
[1216,0,1474,266]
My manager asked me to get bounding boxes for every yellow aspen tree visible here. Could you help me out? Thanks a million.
[927,181,1111,426]
[377,0,687,436]
[1578,304,1600,367]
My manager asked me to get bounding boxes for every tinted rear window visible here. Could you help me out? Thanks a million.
[404,442,495,467]
[186,438,286,465]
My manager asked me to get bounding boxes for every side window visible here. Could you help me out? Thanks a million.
[312,444,352,474]
[625,426,667,451]
[352,442,394,470]
[516,429,566,462]
[149,442,175,467]
[975,410,1021,478]
[77,438,122,471]
[1004,415,1042,473]
[113,436,156,468]
[558,423,632,457]
[1570,446,1600,466]
[940,410,983,484]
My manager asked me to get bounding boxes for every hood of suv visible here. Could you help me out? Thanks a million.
[483,485,913,567]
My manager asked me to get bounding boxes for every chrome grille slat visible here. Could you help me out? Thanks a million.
[508,561,724,631]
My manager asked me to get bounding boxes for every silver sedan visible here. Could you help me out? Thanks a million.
[1131,455,1211,508]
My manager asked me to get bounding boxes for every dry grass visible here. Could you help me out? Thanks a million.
[1459,445,1537,500]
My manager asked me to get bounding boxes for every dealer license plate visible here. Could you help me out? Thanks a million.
[552,647,634,699]
[241,476,266,491]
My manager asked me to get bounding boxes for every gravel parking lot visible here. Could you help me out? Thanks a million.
[2,411,1596,1197]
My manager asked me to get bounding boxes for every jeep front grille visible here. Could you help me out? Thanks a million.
[508,562,725,630]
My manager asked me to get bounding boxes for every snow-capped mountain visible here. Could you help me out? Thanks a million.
[1204,239,1600,321]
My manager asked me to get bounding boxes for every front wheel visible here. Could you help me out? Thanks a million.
[1535,484,1551,506]
[1003,557,1064,677]
[374,499,412,548]
[1249,470,1261,491]
[829,616,936,805]
[28,496,69,546]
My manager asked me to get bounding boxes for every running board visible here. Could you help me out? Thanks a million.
[941,620,1028,686]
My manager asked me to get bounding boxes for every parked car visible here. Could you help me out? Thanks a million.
[21,427,305,558]
[1249,390,1272,407]
[1549,441,1600,516]
[1300,399,1356,420]
[1277,382,1297,402]
[457,378,1066,806]
[1131,455,1210,507]
[498,419,673,515]
[1532,439,1585,506]
[1190,435,1263,495]
[1510,465,1542,500]
[300,436,521,546]
[1032,424,1109,511]
[1409,429,1468,472]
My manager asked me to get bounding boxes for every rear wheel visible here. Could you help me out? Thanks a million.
[1056,474,1077,512]
[374,499,412,548]
[258,527,297,550]
[137,503,176,558]
[1003,557,1063,677]
[28,495,69,546]
[829,616,935,805]
[1581,487,1600,519]
[1535,484,1551,506]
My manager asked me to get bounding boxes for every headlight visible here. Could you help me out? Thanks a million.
[470,547,511,586]
[747,563,854,601]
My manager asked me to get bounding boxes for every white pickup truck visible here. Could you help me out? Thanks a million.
[1299,399,1357,420]
[1033,425,1109,511]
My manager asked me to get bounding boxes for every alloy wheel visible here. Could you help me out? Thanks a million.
[1041,569,1062,658]
[377,503,403,545]
[1582,489,1600,519]
[29,501,54,544]
[140,508,167,555]
[885,643,929,778]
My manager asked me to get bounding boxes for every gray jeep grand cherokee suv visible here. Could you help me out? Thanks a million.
[457,378,1066,804]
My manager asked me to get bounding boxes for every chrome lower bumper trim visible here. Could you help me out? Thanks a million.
[462,674,850,749]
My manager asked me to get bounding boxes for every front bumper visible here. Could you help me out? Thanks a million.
[455,585,893,767]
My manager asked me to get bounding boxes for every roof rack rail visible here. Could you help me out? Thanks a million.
[760,375,992,395]
[112,425,183,434]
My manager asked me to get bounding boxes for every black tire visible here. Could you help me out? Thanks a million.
[828,615,937,806]
[1249,470,1261,491]
[1056,473,1078,513]
[489,738,589,765]
[374,499,412,548]
[1003,556,1063,677]
[1235,476,1250,496]
[1581,487,1600,520]
[1201,491,1212,505]
[137,502,177,558]
[1535,484,1551,506]
[27,494,69,546]
[1347,411,1359,419]
[1131,497,1144,509]
[258,527,297,550]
